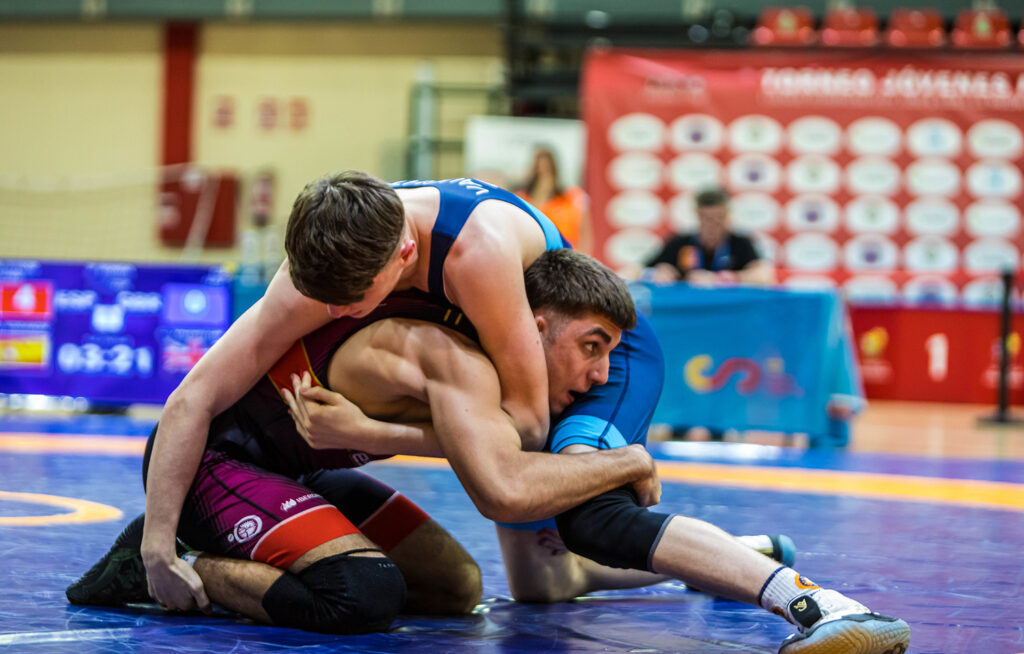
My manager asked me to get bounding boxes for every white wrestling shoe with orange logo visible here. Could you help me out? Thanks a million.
[778,589,910,654]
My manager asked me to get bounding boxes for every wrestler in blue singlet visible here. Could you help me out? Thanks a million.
[393,177,665,454]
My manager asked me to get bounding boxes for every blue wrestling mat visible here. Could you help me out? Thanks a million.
[0,413,1021,653]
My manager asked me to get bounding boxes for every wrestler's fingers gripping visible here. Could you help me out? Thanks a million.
[300,385,340,406]
[289,374,311,425]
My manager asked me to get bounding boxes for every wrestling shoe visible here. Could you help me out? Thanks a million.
[66,514,188,607]
[778,589,910,654]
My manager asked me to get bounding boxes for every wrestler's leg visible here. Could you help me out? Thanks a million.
[177,451,404,633]
[302,467,481,614]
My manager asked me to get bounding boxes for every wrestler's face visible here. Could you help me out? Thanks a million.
[326,240,413,319]
[537,310,622,415]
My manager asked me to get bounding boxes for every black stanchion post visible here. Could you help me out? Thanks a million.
[980,267,1021,426]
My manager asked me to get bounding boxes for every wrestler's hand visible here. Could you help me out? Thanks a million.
[283,371,367,449]
[142,545,211,614]
[627,445,661,507]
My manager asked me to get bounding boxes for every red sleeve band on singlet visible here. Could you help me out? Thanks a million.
[250,505,359,569]
[267,339,323,396]
[358,493,431,553]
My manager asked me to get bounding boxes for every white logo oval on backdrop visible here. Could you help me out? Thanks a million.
[785,195,840,232]
[847,117,902,156]
[608,152,663,190]
[730,192,780,232]
[604,228,665,267]
[903,275,959,305]
[845,196,900,234]
[784,233,840,271]
[907,118,962,158]
[669,114,725,152]
[963,238,1020,273]
[965,199,1021,238]
[668,153,722,191]
[967,119,1024,160]
[787,116,842,155]
[962,277,1009,307]
[966,160,1022,199]
[787,155,841,194]
[905,197,960,235]
[906,158,961,197]
[752,233,778,262]
[844,276,899,304]
[904,235,959,272]
[846,157,901,196]
[845,234,899,271]
[668,194,699,232]
[609,113,667,151]
[728,115,783,154]
[607,191,664,229]
[727,154,781,192]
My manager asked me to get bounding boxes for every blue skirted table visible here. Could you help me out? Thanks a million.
[631,283,863,447]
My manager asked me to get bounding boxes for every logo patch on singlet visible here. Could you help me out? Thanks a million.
[280,493,318,512]
[228,515,263,543]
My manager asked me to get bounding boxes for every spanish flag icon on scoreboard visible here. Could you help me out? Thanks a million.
[0,282,54,321]
[0,332,50,370]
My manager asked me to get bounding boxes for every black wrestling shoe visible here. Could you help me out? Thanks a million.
[66,514,188,607]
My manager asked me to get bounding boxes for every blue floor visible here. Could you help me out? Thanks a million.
[1,413,1022,653]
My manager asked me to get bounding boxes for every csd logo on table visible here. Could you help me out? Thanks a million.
[684,355,800,397]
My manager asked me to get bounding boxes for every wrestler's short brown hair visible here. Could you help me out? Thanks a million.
[525,249,637,331]
[285,171,405,305]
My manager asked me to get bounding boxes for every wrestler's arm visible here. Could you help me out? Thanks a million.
[141,261,333,611]
[419,330,655,523]
[286,373,445,458]
[443,225,550,451]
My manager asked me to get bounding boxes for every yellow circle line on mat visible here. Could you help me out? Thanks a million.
[0,491,123,526]
[2,435,1021,513]
[383,455,1024,513]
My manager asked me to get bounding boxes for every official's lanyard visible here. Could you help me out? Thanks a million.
[696,238,731,271]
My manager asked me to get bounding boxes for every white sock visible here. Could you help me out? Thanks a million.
[736,534,773,552]
[757,566,821,624]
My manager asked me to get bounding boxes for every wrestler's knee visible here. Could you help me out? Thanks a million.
[556,488,671,571]
[262,552,406,634]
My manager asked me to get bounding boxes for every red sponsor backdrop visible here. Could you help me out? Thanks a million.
[848,305,1024,404]
[582,49,1024,306]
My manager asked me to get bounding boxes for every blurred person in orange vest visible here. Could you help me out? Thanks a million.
[516,147,593,255]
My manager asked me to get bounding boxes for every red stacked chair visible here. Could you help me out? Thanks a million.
[883,8,946,48]
[751,7,817,46]
[821,7,880,47]
[950,9,1011,49]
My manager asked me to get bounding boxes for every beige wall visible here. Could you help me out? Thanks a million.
[0,21,502,264]
[0,25,166,261]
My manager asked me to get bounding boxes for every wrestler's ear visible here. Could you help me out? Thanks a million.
[534,312,549,335]
[398,239,416,261]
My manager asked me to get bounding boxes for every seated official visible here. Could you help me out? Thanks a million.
[645,188,773,286]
